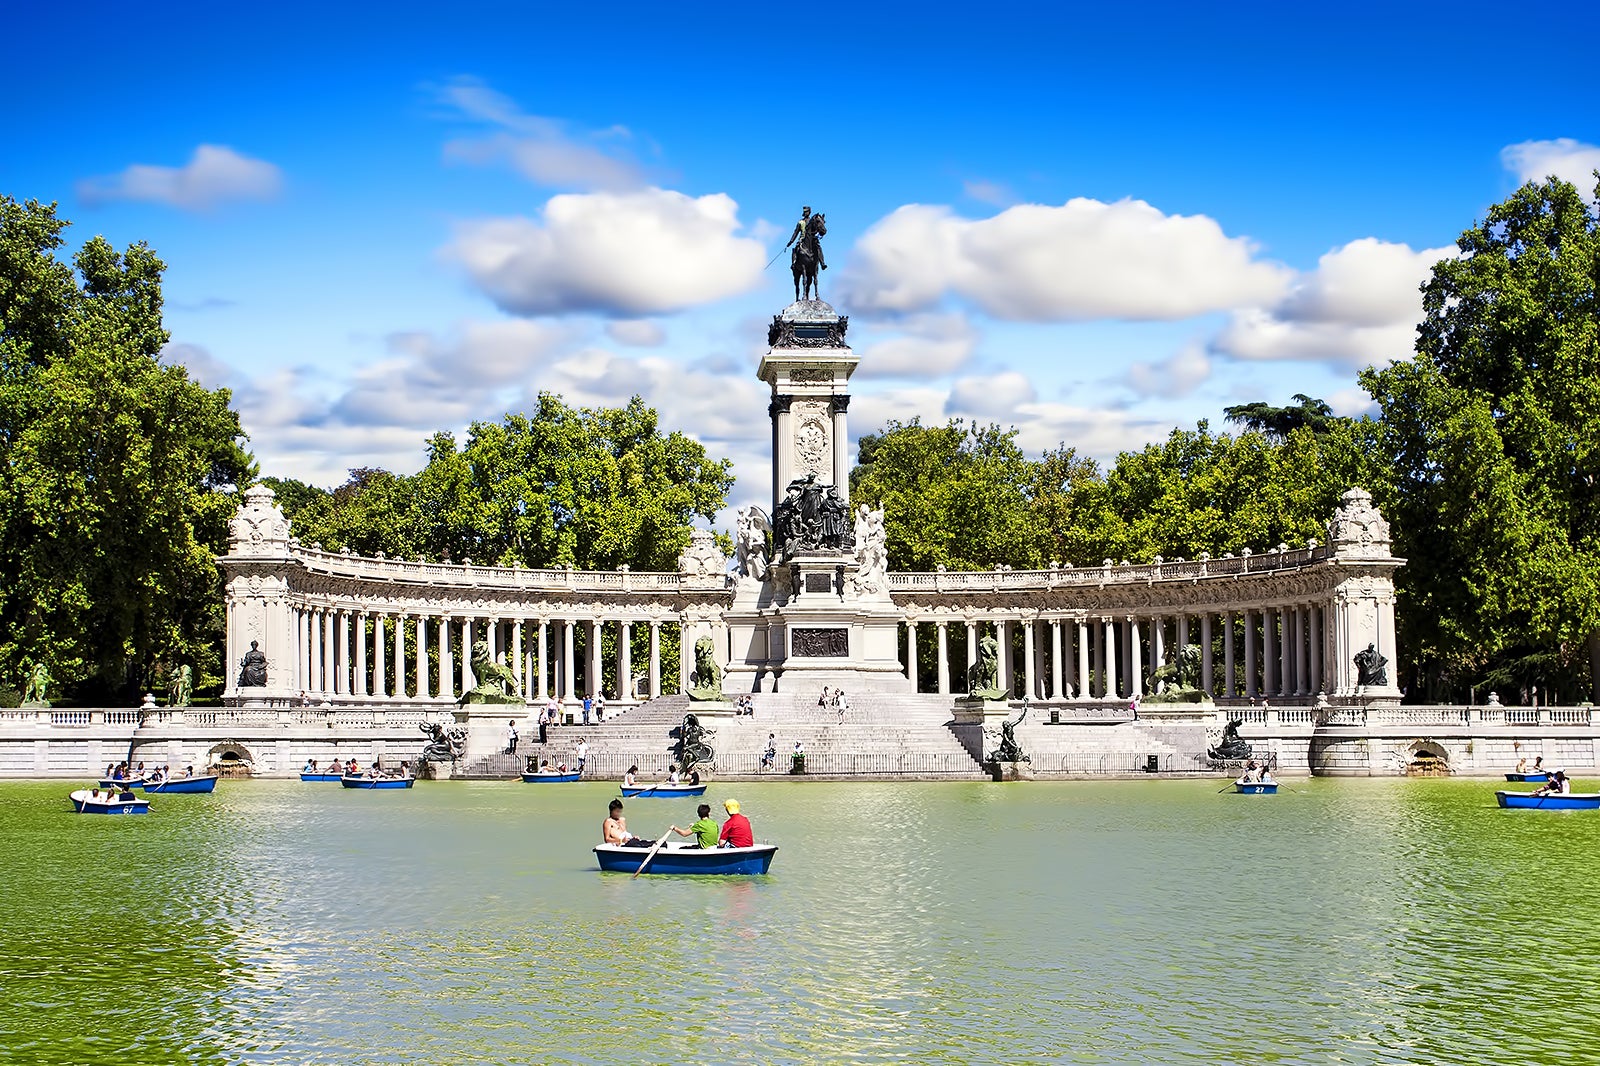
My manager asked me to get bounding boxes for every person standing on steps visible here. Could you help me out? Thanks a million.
[575,737,589,776]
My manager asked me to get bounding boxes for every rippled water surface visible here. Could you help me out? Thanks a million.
[2,777,1596,1064]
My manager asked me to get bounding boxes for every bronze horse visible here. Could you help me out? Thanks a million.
[791,212,826,302]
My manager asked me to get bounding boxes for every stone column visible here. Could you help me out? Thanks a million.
[1262,609,1277,698]
[298,608,310,695]
[512,619,524,696]
[1200,613,1214,695]
[905,621,919,691]
[1309,605,1323,696]
[373,614,387,699]
[534,619,548,700]
[1022,620,1037,698]
[416,616,431,700]
[648,621,661,698]
[1279,607,1293,698]
[619,620,633,700]
[998,620,1013,696]
[320,609,334,695]
[965,621,978,690]
[936,621,950,695]
[1051,619,1064,699]
[439,618,454,701]
[461,617,475,694]
[1077,619,1091,700]
[1244,609,1258,699]
[1223,611,1236,698]
[353,611,368,697]
[770,396,793,515]
[1296,607,1311,696]
[333,611,347,695]
[1151,616,1165,687]
[395,614,408,699]
[830,394,850,500]
[1128,617,1142,698]
[588,619,602,698]
[1103,617,1118,699]
[1176,613,1189,666]
[563,619,577,701]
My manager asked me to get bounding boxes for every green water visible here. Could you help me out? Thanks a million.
[1,777,1596,1065]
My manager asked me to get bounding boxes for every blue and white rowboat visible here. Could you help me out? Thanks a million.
[70,789,150,815]
[1495,790,1600,810]
[593,842,777,876]
[143,774,219,794]
[300,772,344,782]
[98,777,145,790]
[620,783,707,798]
[1505,772,1552,782]
[521,771,582,783]
[1234,782,1278,794]
[340,774,415,789]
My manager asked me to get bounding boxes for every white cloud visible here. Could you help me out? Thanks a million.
[78,145,282,210]
[448,188,767,316]
[1326,387,1377,419]
[436,76,646,191]
[962,179,1015,206]
[160,342,236,388]
[855,312,979,379]
[1125,344,1212,399]
[1501,138,1600,191]
[605,320,667,347]
[1210,238,1453,369]
[947,370,1038,418]
[839,199,1291,321]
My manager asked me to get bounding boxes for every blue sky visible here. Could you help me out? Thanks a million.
[6,0,1599,521]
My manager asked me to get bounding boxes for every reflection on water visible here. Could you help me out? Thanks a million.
[2,777,1598,1064]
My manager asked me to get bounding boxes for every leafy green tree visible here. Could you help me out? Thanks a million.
[850,418,1042,571]
[0,198,253,702]
[278,394,733,571]
[1222,394,1336,438]
[1361,176,1600,700]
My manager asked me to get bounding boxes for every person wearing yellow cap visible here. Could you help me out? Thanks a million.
[718,798,753,848]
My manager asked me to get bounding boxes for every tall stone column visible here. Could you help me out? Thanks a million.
[299,608,311,695]
[1022,620,1037,698]
[416,616,431,700]
[588,619,602,698]
[998,620,1013,696]
[905,621,918,691]
[1103,617,1118,699]
[334,611,348,695]
[1262,609,1277,698]
[1051,619,1064,699]
[1309,605,1323,696]
[439,619,454,701]
[395,614,408,699]
[1296,607,1311,696]
[830,395,850,500]
[1279,607,1293,698]
[563,619,577,701]
[648,621,661,698]
[1151,616,1164,685]
[373,614,387,699]
[1127,617,1142,698]
[461,618,475,694]
[1199,613,1214,694]
[965,621,978,690]
[512,619,523,696]
[534,619,548,700]
[1223,611,1236,698]
[936,621,950,696]
[320,609,334,695]
[619,620,633,700]
[354,611,368,697]
[1244,609,1258,698]
[1077,618,1091,700]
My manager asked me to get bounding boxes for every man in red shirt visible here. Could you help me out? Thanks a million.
[719,798,753,848]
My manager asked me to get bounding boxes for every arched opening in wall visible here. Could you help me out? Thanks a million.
[1405,740,1451,777]
[208,741,256,777]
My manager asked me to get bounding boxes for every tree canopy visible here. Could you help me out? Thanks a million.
[1361,176,1600,700]
[270,393,733,572]
[1222,393,1337,438]
[0,198,253,703]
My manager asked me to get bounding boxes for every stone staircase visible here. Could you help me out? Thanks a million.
[457,693,1215,779]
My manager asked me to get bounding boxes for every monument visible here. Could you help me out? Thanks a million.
[722,211,911,694]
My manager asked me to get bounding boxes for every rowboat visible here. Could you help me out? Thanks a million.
[299,772,344,782]
[1495,790,1600,810]
[70,789,150,815]
[1504,772,1552,782]
[98,777,145,789]
[593,842,778,875]
[143,774,219,794]
[620,783,707,798]
[340,774,415,789]
[521,771,582,783]
[1234,782,1278,794]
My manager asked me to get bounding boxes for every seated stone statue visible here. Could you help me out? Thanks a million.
[1207,718,1253,761]
[459,640,521,705]
[238,641,268,687]
[988,707,1031,764]
[1354,643,1388,687]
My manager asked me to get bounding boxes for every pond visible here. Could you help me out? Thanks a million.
[1,776,1592,1064]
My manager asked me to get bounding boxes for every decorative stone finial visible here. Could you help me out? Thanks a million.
[228,484,292,556]
[1327,487,1392,559]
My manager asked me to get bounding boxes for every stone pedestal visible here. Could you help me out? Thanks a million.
[950,697,1013,763]
[417,760,453,780]
[685,700,737,717]
[990,760,1035,782]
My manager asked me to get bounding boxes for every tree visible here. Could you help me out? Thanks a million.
[0,198,253,702]
[849,418,1042,571]
[276,394,733,572]
[1222,394,1336,438]
[1361,176,1600,700]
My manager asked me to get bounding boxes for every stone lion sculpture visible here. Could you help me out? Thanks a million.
[686,635,724,702]
[458,639,521,705]
[967,634,1005,700]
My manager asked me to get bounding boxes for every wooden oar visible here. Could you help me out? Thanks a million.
[632,830,674,879]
